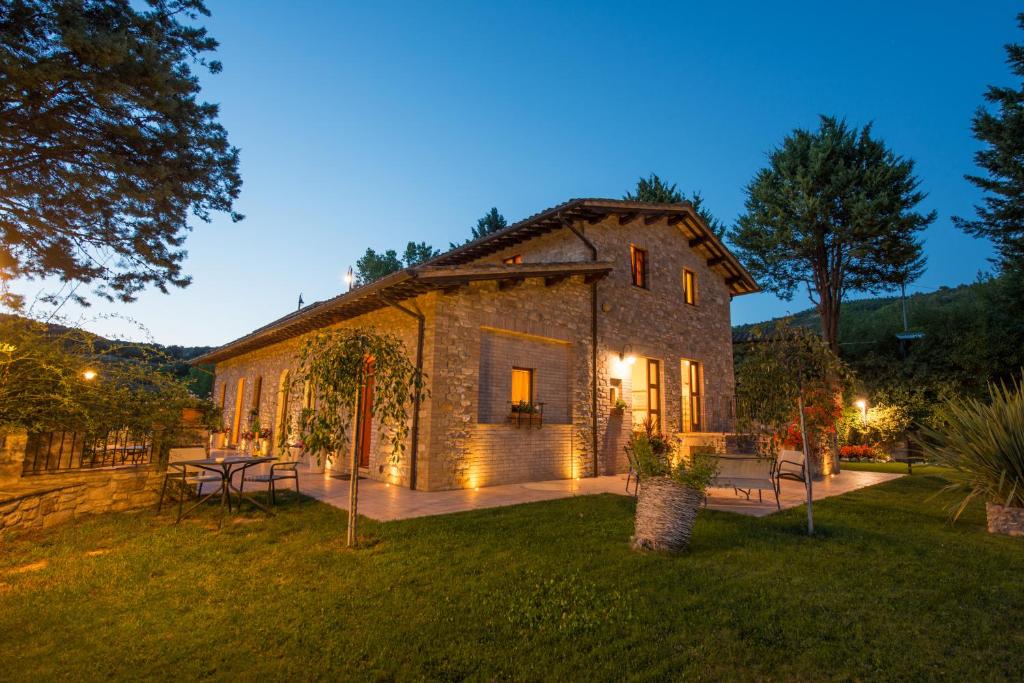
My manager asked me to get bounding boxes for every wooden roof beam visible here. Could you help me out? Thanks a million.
[706,255,726,267]
[689,235,707,248]
[643,214,663,225]
[618,213,638,225]
[544,274,569,287]
[497,277,525,291]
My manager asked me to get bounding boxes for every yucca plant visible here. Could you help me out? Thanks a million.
[920,375,1024,521]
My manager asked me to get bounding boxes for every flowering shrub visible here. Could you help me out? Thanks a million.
[840,445,875,460]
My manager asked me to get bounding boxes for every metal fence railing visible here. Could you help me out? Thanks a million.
[21,429,158,475]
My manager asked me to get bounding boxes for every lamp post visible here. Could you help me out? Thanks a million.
[855,398,867,423]
[82,369,97,381]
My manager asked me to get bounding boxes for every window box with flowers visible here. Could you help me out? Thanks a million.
[508,400,545,428]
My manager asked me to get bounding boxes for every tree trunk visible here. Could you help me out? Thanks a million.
[817,297,841,356]
[798,393,814,535]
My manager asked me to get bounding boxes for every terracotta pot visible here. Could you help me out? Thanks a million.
[631,476,702,552]
[986,502,1024,537]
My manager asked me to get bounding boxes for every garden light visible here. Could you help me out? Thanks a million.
[82,369,97,381]
[854,398,867,422]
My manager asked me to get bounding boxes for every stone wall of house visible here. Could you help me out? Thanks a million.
[426,275,593,489]
[211,293,438,488]
[482,215,738,476]
[211,213,743,492]
[0,428,165,539]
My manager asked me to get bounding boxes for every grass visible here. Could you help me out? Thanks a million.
[1,477,1021,681]
[840,460,952,475]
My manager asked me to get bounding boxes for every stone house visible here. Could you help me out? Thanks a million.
[194,199,758,491]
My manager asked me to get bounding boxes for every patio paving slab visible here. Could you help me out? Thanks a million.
[279,466,902,521]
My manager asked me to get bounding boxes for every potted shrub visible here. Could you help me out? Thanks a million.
[629,431,717,552]
[921,376,1024,536]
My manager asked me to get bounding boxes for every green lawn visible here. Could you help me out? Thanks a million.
[840,460,951,475]
[1,476,1021,681]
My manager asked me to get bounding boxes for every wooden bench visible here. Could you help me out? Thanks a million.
[706,455,780,510]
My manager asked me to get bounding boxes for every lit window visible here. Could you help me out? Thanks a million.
[503,255,523,265]
[511,367,533,405]
[683,269,697,305]
[681,359,703,432]
[630,245,647,289]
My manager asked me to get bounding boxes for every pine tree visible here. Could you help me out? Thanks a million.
[731,116,933,354]
[0,0,241,310]
[355,249,402,286]
[954,13,1024,272]
[624,174,725,235]
[402,241,440,266]
[471,208,508,240]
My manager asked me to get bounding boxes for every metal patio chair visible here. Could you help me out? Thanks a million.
[158,447,223,512]
[240,461,300,505]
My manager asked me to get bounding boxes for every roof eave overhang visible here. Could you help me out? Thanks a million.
[190,261,614,365]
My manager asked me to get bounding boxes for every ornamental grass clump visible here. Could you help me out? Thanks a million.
[920,374,1024,534]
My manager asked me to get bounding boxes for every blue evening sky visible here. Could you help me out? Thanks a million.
[20,1,1019,345]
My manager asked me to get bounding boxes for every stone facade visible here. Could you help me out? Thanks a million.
[986,502,1024,537]
[0,428,165,538]
[210,214,742,491]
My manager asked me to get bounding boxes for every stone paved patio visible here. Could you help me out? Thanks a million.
[243,462,902,521]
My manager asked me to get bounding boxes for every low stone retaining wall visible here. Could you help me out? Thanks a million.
[0,428,167,539]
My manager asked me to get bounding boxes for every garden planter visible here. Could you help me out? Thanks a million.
[631,476,702,552]
[986,502,1024,537]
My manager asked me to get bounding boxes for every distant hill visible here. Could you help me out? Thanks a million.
[733,277,1024,399]
[1,314,215,397]
[732,282,978,341]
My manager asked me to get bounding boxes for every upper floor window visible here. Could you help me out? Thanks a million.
[630,245,648,289]
[683,269,697,305]
[503,255,523,265]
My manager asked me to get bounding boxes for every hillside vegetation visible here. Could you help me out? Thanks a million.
[734,272,1024,401]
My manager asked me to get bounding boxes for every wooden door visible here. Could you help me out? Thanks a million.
[356,361,375,469]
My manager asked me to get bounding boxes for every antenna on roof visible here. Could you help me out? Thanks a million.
[297,293,304,310]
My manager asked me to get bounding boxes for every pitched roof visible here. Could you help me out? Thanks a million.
[190,261,613,364]
[423,198,758,295]
[193,198,759,365]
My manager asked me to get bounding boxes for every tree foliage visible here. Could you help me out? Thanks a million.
[735,323,850,452]
[355,241,441,286]
[282,328,426,546]
[471,207,507,240]
[0,315,214,434]
[402,241,439,266]
[0,0,242,310]
[730,117,934,353]
[954,13,1024,272]
[624,173,725,235]
[355,248,402,286]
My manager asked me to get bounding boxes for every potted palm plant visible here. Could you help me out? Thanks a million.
[921,375,1024,536]
[629,431,717,552]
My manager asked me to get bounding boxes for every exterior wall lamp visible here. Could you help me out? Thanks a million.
[619,344,637,366]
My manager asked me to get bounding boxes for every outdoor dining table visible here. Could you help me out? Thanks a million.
[169,455,275,527]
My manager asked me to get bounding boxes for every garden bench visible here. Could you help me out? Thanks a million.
[706,455,780,510]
